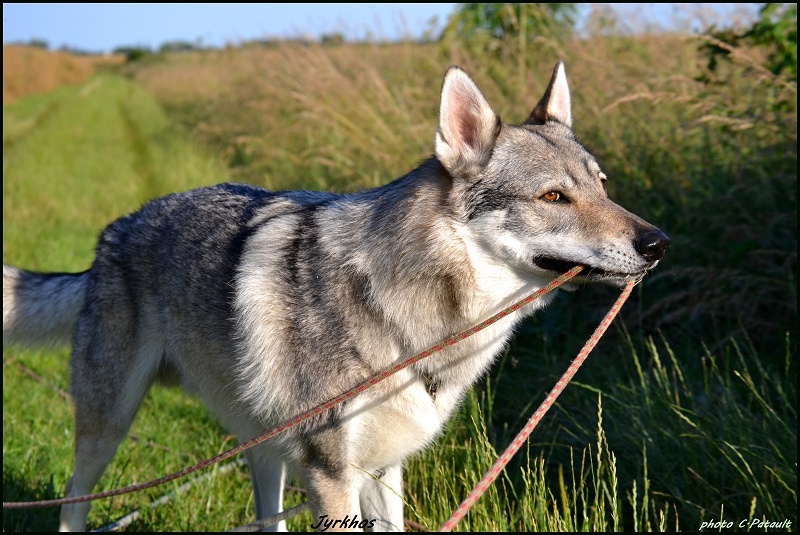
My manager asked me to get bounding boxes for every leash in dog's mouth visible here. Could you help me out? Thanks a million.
[533,257,647,283]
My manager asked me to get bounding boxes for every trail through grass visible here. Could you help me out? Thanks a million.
[3,74,228,271]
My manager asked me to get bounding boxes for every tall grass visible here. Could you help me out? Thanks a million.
[129,43,446,192]
[130,29,796,354]
[3,9,796,532]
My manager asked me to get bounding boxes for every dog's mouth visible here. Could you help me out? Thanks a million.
[532,256,644,285]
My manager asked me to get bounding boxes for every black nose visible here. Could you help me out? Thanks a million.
[634,229,670,262]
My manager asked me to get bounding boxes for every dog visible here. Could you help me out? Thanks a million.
[3,62,669,531]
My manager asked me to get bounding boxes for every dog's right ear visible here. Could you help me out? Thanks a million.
[435,67,501,177]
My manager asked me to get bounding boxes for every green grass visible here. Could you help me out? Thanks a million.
[3,74,229,271]
[3,21,797,532]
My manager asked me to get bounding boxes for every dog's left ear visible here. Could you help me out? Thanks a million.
[435,67,501,177]
[526,61,572,128]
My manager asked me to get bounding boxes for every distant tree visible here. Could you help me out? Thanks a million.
[240,39,278,49]
[441,3,579,43]
[321,33,346,46]
[159,40,198,53]
[58,45,98,56]
[112,45,152,62]
[27,38,49,49]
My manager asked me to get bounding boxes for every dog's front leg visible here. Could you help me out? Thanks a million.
[245,448,287,532]
[305,465,363,532]
[359,463,404,532]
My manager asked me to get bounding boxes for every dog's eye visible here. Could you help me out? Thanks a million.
[542,191,564,202]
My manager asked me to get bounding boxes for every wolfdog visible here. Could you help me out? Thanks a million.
[3,62,669,531]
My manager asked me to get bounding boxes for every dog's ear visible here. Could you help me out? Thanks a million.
[526,61,572,128]
[435,67,501,176]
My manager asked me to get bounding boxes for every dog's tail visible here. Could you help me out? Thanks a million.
[3,265,89,348]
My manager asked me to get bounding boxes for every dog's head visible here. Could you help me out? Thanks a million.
[435,63,670,287]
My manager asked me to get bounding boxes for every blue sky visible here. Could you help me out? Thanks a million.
[3,3,760,53]
[3,3,458,52]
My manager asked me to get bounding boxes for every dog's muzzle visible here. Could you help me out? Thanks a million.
[531,227,670,286]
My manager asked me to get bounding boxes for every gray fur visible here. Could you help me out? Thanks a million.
[3,63,669,532]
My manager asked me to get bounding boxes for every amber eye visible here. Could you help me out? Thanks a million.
[542,191,562,202]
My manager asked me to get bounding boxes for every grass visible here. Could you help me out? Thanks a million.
[3,11,797,532]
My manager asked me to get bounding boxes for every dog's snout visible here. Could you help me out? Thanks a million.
[634,229,670,262]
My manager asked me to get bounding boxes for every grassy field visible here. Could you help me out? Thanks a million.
[3,12,796,533]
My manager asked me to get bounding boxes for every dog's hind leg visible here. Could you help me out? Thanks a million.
[59,295,162,531]
[245,447,288,532]
[359,463,404,532]
[58,427,131,532]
